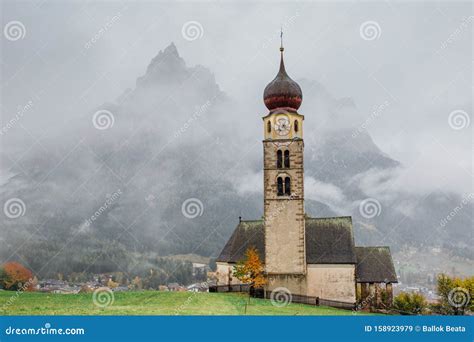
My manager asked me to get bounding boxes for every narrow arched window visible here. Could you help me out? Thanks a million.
[294,120,299,133]
[276,150,282,168]
[285,177,291,195]
[284,150,290,168]
[267,120,271,133]
[277,177,284,196]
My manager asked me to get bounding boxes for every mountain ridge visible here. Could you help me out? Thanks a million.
[0,43,471,279]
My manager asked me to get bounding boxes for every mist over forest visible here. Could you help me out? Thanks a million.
[1,2,472,282]
[1,43,471,279]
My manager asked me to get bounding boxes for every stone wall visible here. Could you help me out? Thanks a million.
[306,264,356,303]
[216,262,356,304]
[263,139,305,274]
[215,262,241,286]
[266,274,307,296]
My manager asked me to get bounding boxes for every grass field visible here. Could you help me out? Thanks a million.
[0,290,371,316]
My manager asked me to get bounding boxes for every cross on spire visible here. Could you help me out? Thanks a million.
[280,27,284,52]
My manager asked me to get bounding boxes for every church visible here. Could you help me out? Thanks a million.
[215,41,397,307]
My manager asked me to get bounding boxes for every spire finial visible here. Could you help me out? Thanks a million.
[280,26,284,52]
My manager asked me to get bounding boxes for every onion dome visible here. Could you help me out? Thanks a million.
[263,46,302,112]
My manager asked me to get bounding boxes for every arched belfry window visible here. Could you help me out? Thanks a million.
[267,120,271,133]
[277,177,284,196]
[276,150,283,168]
[294,120,299,133]
[284,150,290,168]
[285,177,291,195]
[277,176,291,196]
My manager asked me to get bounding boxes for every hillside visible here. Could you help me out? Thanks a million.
[0,291,372,316]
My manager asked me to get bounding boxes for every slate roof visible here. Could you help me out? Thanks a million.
[216,220,264,263]
[217,217,397,284]
[355,247,398,283]
[217,216,355,264]
[305,217,356,264]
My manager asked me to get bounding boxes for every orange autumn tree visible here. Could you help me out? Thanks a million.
[233,247,266,289]
[1,262,34,291]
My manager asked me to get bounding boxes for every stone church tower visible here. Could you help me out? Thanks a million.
[262,42,307,294]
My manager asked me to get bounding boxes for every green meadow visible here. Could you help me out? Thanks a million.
[0,291,372,316]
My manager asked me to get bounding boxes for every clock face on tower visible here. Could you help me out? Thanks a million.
[274,117,291,136]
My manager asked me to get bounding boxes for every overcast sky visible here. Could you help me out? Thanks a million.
[1,0,472,195]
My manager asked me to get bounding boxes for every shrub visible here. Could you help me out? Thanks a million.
[436,274,473,315]
[0,267,9,289]
[393,292,427,315]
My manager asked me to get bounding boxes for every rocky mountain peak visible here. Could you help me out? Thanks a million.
[137,42,188,87]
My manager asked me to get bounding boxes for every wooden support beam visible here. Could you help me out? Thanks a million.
[386,283,393,305]
[375,283,381,307]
